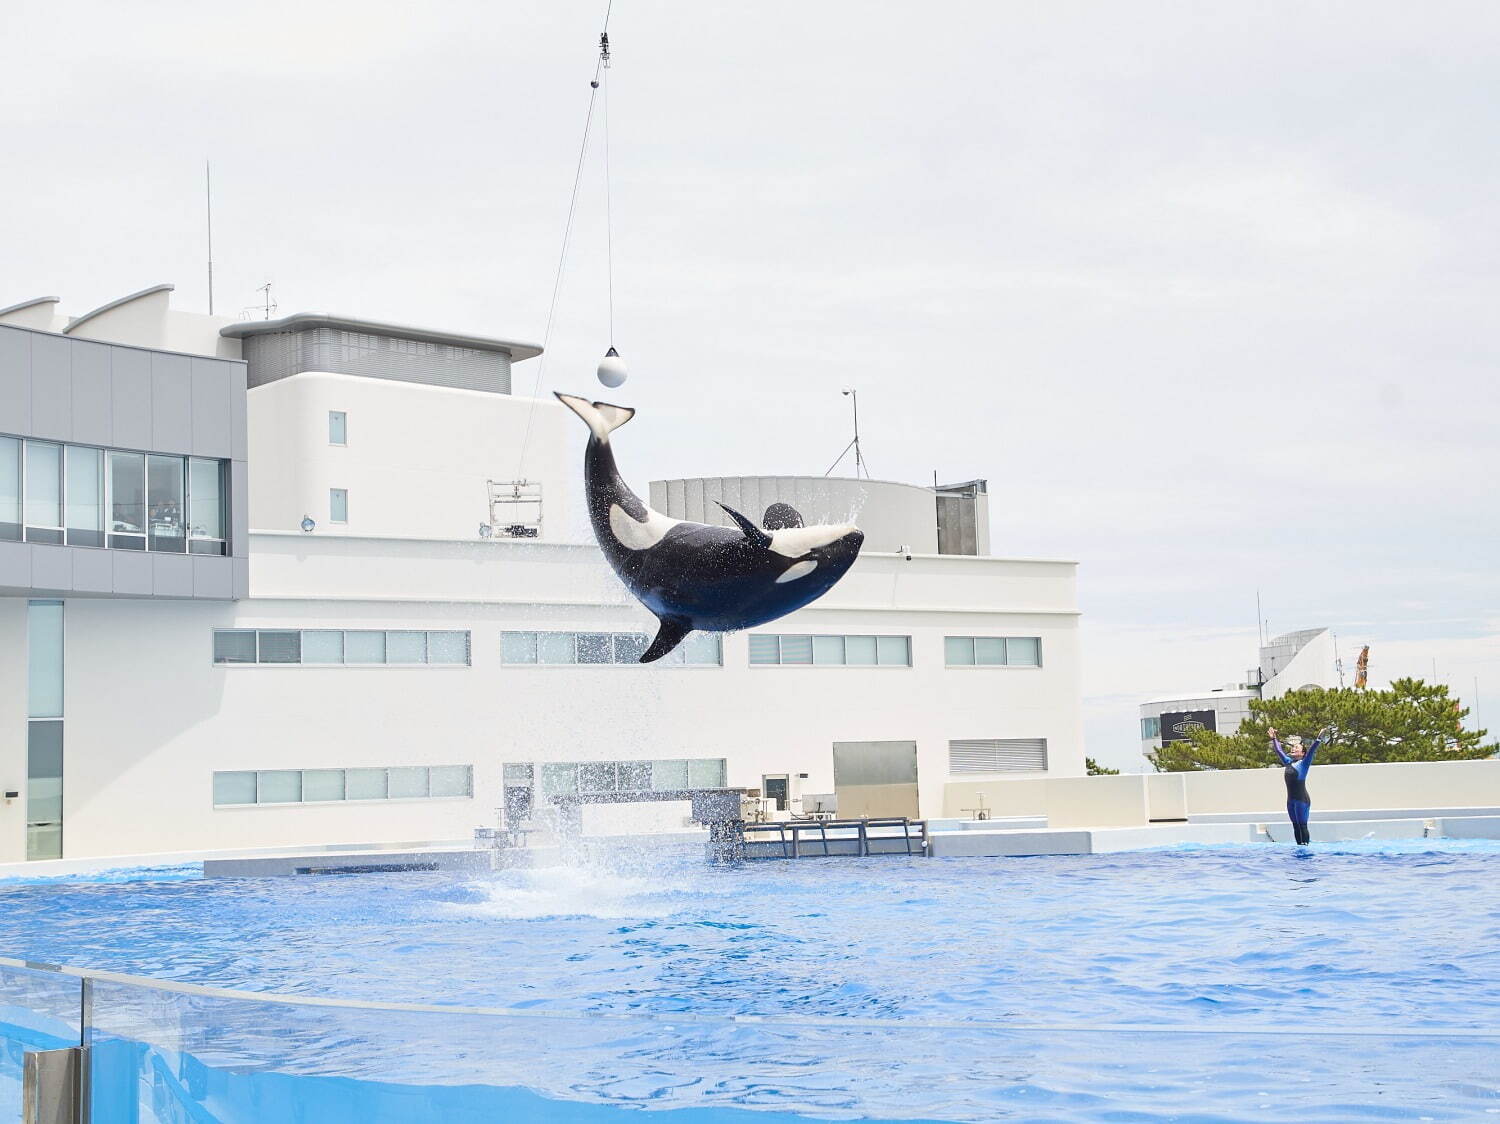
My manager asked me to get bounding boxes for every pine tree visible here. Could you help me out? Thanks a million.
[1147,679,1497,772]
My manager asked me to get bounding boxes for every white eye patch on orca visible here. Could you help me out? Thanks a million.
[769,524,857,559]
[775,559,819,583]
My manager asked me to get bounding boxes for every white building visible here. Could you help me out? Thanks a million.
[1139,628,1338,759]
[1,285,1083,864]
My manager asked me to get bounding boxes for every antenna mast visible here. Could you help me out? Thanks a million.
[205,161,215,315]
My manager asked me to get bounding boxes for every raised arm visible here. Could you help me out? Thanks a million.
[1303,731,1327,768]
[1268,726,1290,765]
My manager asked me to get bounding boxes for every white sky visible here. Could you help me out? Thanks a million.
[4,1,1497,770]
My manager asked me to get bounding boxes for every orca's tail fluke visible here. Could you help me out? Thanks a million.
[641,615,693,663]
[554,393,635,443]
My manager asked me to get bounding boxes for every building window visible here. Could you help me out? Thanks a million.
[749,634,910,667]
[0,432,228,555]
[213,765,473,806]
[1141,716,1161,740]
[500,630,722,666]
[948,738,1048,775]
[0,435,20,541]
[329,411,347,446]
[944,636,1042,668]
[27,600,65,861]
[527,758,727,799]
[213,629,470,666]
[330,488,348,524]
[24,441,63,544]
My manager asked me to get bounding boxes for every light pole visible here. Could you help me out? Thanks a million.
[824,388,870,479]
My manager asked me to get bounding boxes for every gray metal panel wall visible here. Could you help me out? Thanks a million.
[243,328,512,394]
[0,325,247,601]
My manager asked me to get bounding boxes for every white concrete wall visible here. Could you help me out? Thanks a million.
[1262,628,1338,697]
[943,759,1500,831]
[246,373,571,542]
[15,543,1080,861]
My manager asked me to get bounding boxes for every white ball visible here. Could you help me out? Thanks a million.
[597,349,628,389]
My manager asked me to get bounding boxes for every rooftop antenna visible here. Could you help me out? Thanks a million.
[205,160,215,315]
[1256,590,1263,647]
[241,283,276,321]
[824,388,870,479]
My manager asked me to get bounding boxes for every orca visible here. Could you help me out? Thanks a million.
[555,393,865,663]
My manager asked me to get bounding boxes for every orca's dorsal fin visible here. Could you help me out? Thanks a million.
[554,392,635,442]
[641,616,693,663]
[716,502,772,548]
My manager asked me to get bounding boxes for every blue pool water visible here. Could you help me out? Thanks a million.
[3,841,1500,1121]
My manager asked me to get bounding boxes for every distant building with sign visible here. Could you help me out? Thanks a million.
[1139,629,1338,760]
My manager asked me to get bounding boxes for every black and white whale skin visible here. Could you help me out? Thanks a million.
[556,393,865,663]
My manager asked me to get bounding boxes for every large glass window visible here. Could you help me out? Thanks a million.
[147,455,185,552]
[0,435,19,541]
[24,441,63,543]
[751,634,909,667]
[109,451,146,550]
[65,445,104,547]
[944,636,1043,668]
[1,435,228,554]
[188,458,226,555]
[27,600,64,719]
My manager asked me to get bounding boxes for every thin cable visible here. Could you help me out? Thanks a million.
[603,66,615,347]
[513,8,615,481]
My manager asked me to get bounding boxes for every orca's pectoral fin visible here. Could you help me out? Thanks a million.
[641,616,693,664]
[715,502,771,548]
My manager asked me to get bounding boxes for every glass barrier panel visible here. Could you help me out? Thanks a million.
[0,962,81,1122]
[76,976,1500,1124]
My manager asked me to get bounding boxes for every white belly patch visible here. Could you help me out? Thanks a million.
[609,503,679,551]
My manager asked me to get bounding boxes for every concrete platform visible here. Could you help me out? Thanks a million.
[205,847,494,878]
[1189,805,1500,824]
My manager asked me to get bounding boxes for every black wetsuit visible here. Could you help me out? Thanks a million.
[1272,737,1321,845]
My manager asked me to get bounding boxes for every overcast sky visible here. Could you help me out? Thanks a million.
[4,1,1497,770]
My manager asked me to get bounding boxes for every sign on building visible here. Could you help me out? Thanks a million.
[1159,710,1217,743]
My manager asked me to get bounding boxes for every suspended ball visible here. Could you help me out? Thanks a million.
[597,347,628,388]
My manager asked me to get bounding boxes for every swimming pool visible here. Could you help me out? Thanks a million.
[3,841,1499,1121]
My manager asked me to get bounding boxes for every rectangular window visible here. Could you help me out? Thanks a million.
[65,445,105,547]
[257,770,302,804]
[213,771,258,806]
[1141,716,1161,740]
[346,768,389,801]
[751,634,910,667]
[501,631,539,664]
[213,629,470,666]
[344,630,386,664]
[329,411,347,445]
[948,738,1049,775]
[256,631,301,664]
[386,631,427,664]
[24,441,63,543]
[302,769,346,802]
[427,631,470,665]
[0,435,20,541]
[212,766,474,808]
[301,630,344,664]
[26,720,64,860]
[330,488,348,524]
[389,767,429,799]
[109,451,146,550]
[213,630,257,664]
[188,458,226,555]
[945,636,1043,668]
[146,455,186,552]
[27,600,64,719]
[429,765,473,798]
[651,759,689,790]
[504,630,722,667]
